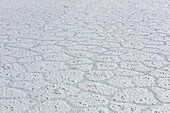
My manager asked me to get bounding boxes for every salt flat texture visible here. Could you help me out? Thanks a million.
[0,0,170,113]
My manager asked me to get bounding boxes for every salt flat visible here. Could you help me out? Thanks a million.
[0,0,170,113]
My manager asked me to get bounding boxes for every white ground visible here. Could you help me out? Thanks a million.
[0,0,170,113]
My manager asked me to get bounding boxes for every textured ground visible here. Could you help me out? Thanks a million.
[0,0,170,113]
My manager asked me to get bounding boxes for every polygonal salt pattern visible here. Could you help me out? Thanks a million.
[93,55,120,62]
[72,107,109,113]
[42,52,71,61]
[30,45,64,54]
[27,100,70,113]
[106,76,135,88]
[44,70,84,84]
[0,99,35,113]
[96,62,118,70]
[132,75,155,87]
[30,83,80,100]
[121,40,145,49]
[109,102,146,113]
[65,92,108,107]
[119,61,153,72]
[78,81,118,95]
[66,58,93,65]
[157,78,170,89]
[112,88,158,105]
[69,64,93,72]
[0,0,170,112]
[150,87,170,103]
[85,70,114,81]
[144,104,170,113]
[119,50,164,61]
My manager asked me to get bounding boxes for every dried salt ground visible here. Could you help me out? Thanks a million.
[0,0,170,113]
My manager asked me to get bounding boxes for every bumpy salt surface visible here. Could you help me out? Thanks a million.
[0,0,169,112]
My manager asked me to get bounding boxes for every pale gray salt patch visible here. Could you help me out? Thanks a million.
[167,56,170,61]
[17,55,43,63]
[74,32,99,38]
[66,92,108,107]
[65,44,96,51]
[0,40,11,48]
[142,61,169,69]
[40,40,59,45]
[6,48,38,57]
[51,84,80,98]
[104,47,128,55]
[112,88,157,105]
[52,31,74,38]
[143,39,165,45]
[144,104,170,113]
[73,107,109,113]
[0,63,12,77]
[42,52,71,61]
[67,37,92,43]
[0,56,16,64]
[142,47,165,54]
[0,35,9,40]
[119,62,152,72]
[102,42,121,48]
[93,55,120,62]
[104,37,124,43]
[69,27,96,33]
[150,87,170,103]
[96,62,118,70]
[119,51,164,61]
[106,76,135,88]
[120,35,144,42]
[85,70,114,81]
[30,84,80,100]
[40,35,67,41]
[10,79,49,91]
[0,87,27,99]
[88,46,108,53]
[0,47,13,56]
[28,100,70,113]
[112,68,144,76]
[144,44,163,49]
[149,69,170,77]
[162,64,170,70]
[166,41,170,46]
[132,76,155,87]
[0,99,35,113]
[145,33,168,42]
[121,40,145,49]
[158,46,170,56]
[6,38,39,48]
[109,102,146,113]
[0,63,26,79]
[45,70,84,84]
[43,27,69,36]
[23,61,67,72]
[146,45,170,55]
[78,81,118,95]
[79,39,105,46]
[30,45,64,53]
[0,78,10,86]
[65,50,95,58]
[13,72,43,81]
[57,40,78,47]
[69,64,93,72]
[157,78,170,89]
[67,58,93,65]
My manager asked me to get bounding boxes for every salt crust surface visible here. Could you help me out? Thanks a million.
[0,0,170,112]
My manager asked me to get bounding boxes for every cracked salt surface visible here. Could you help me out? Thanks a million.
[0,0,170,113]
